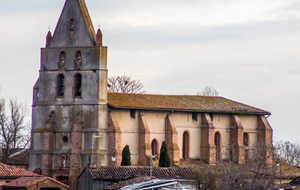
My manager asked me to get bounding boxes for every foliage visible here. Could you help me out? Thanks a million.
[0,98,30,163]
[121,145,131,166]
[108,75,147,93]
[189,164,217,190]
[197,85,219,96]
[274,140,300,166]
[159,141,170,167]
[190,143,276,190]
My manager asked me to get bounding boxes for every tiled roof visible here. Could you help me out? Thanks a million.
[0,162,40,178]
[87,166,192,180]
[107,92,270,115]
[105,176,156,189]
[7,149,29,165]
[2,177,69,188]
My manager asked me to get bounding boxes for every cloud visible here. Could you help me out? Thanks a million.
[1,0,300,143]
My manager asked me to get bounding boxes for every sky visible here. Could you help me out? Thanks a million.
[0,0,300,143]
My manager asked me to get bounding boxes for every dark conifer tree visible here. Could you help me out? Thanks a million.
[121,145,131,166]
[159,141,170,167]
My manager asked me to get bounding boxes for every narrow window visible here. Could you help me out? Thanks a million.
[75,51,82,69]
[130,109,135,119]
[69,18,75,31]
[215,132,221,161]
[209,113,213,121]
[59,51,65,69]
[151,139,158,156]
[183,131,189,159]
[74,74,82,97]
[57,74,64,97]
[243,133,249,146]
[192,112,198,121]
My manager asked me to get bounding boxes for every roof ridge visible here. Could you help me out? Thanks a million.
[77,0,96,44]
[107,92,221,97]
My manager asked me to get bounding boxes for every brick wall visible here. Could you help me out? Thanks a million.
[200,113,216,165]
[108,111,122,166]
[167,115,180,165]
[138,113,151,166]
[230,115,245,164]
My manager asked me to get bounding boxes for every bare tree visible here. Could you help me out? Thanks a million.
[108,75,147,93]
[189,164,217,190]
[190,143,276,190]
[0,98,30,163]
[274,140,300,166]
[197,85,219,96]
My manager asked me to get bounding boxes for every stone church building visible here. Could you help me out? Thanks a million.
[29,0,273,189]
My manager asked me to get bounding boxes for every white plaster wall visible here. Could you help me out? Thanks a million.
[149,134,165,154]
[213,114,231,159]
[172,112,201,127]
[239,115,258,146]
[176,127,201,159]
[115,109,139,132]
[121,133,139,165]
[144,111,165,132]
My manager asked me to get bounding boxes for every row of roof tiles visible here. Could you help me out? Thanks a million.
[86,166,192,180]
[0,162,39,178]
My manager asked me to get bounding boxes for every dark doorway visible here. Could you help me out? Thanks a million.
[151,139,158,156]
[215,132,221,161]
[182,131,189,159]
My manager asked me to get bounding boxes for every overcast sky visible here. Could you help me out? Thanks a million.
[0,0,299,143]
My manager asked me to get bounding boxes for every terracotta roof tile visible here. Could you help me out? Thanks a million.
[87,166,191,180]
[3,177,69,188]
[0,162,40,178]
[107,92,270,115]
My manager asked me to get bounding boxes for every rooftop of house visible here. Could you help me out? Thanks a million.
[105,176,156,189]
[107,92,270,115]
[84,166,192,181]
[0,162,40,179]
[6,149,29,166]
[2,177,69,188]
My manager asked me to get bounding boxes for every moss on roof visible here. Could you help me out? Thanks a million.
[107,92,270,115]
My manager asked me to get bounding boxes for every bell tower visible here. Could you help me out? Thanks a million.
[29,0,108,189]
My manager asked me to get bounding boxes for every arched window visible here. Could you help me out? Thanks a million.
[182,131,190,159]
[33,168,41,175]
[74,74,82,97]
[75,51,82,69]
[59,51,65,69]
[69,18,75,31]
[243,133,249,146]
[215,132,221,161]
[57,74,64,96]
[151,139,158,156]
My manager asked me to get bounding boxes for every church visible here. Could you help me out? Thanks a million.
[29,0,273,189]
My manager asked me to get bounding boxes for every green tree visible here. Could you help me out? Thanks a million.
[121,145,131,166]
[159,141,170,167]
